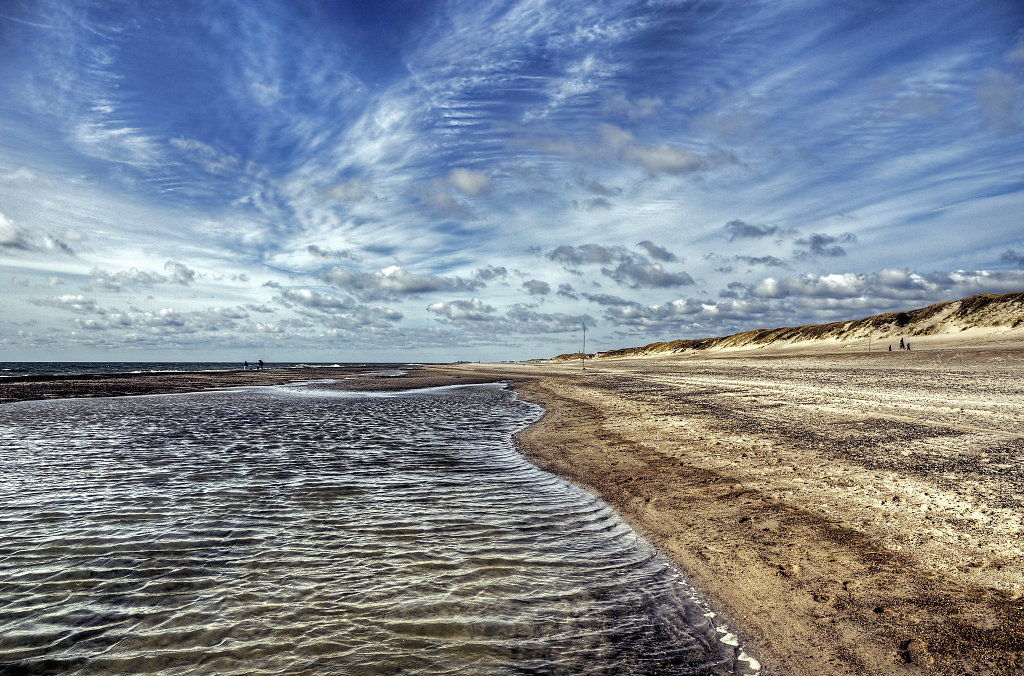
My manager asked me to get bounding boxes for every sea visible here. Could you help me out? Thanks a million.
[0,364,759,675]
[0,362,397,379]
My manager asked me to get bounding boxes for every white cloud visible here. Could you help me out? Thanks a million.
[0,212,75,255]
[38,294,102,314]
[324,265,483,300]
[602,261,694,289]
[603,297,772,330]
[427,297,495,321]
[281,288,402,324]
[282,288,353,312]
[88,261,199,291]
[597,124,706,175]
[750,269,1024,303]
[446,168,492,195]
[522,279,551,295]
[624,144,703,175]
[164,261,198,286]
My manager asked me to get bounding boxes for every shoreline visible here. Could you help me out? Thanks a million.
[4,352,1022,674]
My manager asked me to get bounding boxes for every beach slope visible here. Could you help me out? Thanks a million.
[459,344,1024,675]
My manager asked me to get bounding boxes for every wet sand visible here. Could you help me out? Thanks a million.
[4,351,1022,674]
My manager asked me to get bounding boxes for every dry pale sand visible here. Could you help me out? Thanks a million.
[454,340,1024,675]
[4,347,1021,675]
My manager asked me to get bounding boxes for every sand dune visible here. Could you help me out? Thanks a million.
[553,291,1024,361]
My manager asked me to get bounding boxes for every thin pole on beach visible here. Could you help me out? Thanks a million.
[582,322,586,372]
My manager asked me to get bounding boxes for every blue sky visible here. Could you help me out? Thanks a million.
[1,0,1022,362]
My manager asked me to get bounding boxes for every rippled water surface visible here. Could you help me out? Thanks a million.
[0,384,756,675]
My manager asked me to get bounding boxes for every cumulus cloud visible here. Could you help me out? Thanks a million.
[548,242,693,288]
[557,283,579,300]
[280,288,402,325]
[795,233,856,257]
[307,244,355,260]
[548,243,623,266]
[324,265,483,300]
[625,144,703,174]
[87,261,199,291]
[74,306,252,335]
[750,268,1024,303]
[164,261,197,285]
[752,272,866,299]
[426,298,590,334]
[598,124,704,175]
[603,297,771,329]
[522,279,551,295]
[723,219,779,241]
[503,305,591,333]
[89,267,169,291]
[582,292,635,306]
[475,265,509,281]
[0,212,75,255]
[38,294,102,314]
[736,255,787,267]
[419,168,493,218]
[446,168,492,196]
[427,297,495,321]
[1000,249,1024,266]
[282,288,353,311]
[637,240,677,262]
[602,261,694,288]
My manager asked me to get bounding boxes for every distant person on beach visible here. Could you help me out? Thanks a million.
[244,360,249,370]
[889,345,892,351]
[899,337,905,350]
[258,359,264,370]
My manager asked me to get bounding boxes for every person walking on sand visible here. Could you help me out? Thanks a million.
[258,359,264,370]
[244,360,249,370]
[899,337,905,350]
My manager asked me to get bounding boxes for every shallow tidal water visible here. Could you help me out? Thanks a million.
[0,383,757,675]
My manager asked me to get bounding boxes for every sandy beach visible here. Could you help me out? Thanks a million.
[454,343,1024,676]
[3,347,1022,675]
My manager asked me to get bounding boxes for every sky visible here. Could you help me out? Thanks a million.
[1,0,1023,363]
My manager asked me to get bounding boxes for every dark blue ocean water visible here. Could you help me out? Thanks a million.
[0,382,760,675]
[0,362,409,378]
